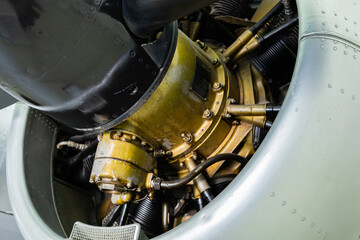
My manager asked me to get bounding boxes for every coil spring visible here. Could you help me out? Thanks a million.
[210,0,253,19]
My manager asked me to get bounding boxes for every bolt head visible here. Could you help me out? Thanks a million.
[203,109,213,119]
[126,182,133,188]
[213,82,223,91]
[211,58,219,65]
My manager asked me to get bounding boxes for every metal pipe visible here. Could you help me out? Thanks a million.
[227,104,267,116]
[223,1,283,59]
[152,153,248,190]
[231,16,298,62]
[162,202,170,232]
[122,0,218,38]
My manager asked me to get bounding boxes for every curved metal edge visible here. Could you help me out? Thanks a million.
[154,0,360,239]
[6,103,65,240]
[74,22,179,133]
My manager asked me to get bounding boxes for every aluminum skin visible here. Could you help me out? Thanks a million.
[6,0,360,239]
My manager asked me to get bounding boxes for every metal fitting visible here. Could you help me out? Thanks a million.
[213,82,223,91]
[203,109,214,119]
[196,40,205,49]
[181,133,194,143]
[211,58,219,66]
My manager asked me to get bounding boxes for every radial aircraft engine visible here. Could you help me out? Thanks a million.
[1,0,360,239]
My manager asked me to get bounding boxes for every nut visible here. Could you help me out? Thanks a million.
[213,82,223,91]
[203,109,214,119]
[211,58,219,66]
[181,133,194,143]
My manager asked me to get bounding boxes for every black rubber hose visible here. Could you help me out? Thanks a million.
[103,205,122,227]
[195,197,205,211]
[67,140,98,168]
[157,153,248,190]
[117,204,129,226]
[122,0,218,38]
[202,189,215,203]
[259,16,298,43]
[249,1,283,34]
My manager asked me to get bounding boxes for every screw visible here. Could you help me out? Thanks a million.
[126,182,133,188]
[213,82,223,91]
[131,135,137,141]
[219,48,224,53]
[179,162,184,168]
[141,141,147,146]
[203,109,214,119]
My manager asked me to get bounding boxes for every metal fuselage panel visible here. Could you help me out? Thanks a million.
[155,0,360,239]
[6,0,360,239]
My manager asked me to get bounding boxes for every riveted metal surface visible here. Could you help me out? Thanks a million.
[6,103,66,240]
[155,0,360,240]
[299,0,360,46]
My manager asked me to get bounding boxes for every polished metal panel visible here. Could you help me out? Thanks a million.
[155,0,360,239]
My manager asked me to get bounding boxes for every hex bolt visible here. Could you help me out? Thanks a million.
[232,120,240,125]
[166,151,173,157]
[211,58,219,66]
[203,109,214,119]
[213,82,223,91]
[229,98,236,104]
[224,113,232,119]
[181,133,194,143]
